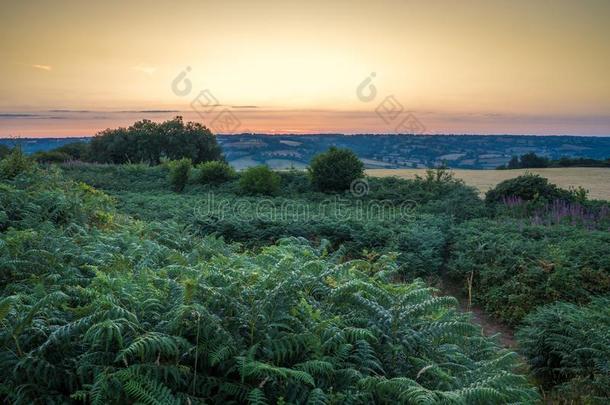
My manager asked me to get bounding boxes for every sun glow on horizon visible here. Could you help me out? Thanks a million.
[1,0,609,136]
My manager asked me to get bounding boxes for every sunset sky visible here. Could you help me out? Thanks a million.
[1,0,609,137]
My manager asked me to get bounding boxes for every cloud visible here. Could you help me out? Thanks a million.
[132,64,156,75]
[0,113,39,118]
[31,64,52,71]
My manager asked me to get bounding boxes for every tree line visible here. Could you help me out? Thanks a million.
[497,152,610,169]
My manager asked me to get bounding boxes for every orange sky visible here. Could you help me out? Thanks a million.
[1,0,609,137]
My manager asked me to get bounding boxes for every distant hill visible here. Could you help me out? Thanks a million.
[2,134,610,169]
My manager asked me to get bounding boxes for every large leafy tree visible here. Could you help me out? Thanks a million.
[89,116,222,164]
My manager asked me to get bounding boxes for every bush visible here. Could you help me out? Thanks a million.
[0,167,113,234]
[89,116,222,164]
[447,219,610,324]
[309,147,364,192]
[485,173,571,204]
[391,216,448,279]
[54,141,90,160]
[0,144,10,159]
[197,160,235,185]
[33,150,72,163]
[0,148,34,180]
[167,158,191,192]
[517,298,610,401]
[239,165,280,195]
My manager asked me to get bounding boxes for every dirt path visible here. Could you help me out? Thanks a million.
[438,276,517,349]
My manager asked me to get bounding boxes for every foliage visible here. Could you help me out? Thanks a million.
[447,219,610,325]
[4,151,610,402]
[53,141,91,161]
[485,173,572,205]
[389,216,448,280]
[495,195,610,230]
[0,144,10,159]
[32,150,73,163]
[0,169,538,403]
[500,152,550,169]
[555,156,610,168]
[60,162,170,192]
[167,158,192,192]
[239,165,281,196]
[59,162,484,219]
[309,147,364,192]
[196,160,236,185]
[0,147,35,180]
[89,116,222,164]
[498,153,610,169]
[517,297,610,402]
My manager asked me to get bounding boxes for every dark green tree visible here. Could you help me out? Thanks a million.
[519,152,549,168]
[308,147,364,192]
[507,156,520,169]
[89,116,222,165]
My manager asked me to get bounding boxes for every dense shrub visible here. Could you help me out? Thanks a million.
[517,298,610,401]
[495,196,610,230]
[309,147,364,192]
[239,165,281,195]
[89,116,222,164]
[197,160,235,185]
[502,152,550,169]
[32,150,72,163]
[53,141,90,160]
[485,173,572,204]
[447,219,610,324]
[0,148,34,180]
[0,168,538,402]
[390,216,448,279]
[418,186,485,221]
[498,153,610,169]
[59,162,169,192]
[167,158,191,192]
[0,144,10,159]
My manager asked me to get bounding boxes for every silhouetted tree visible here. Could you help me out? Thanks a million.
[89,116,222,164]
[519,152,549,168]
